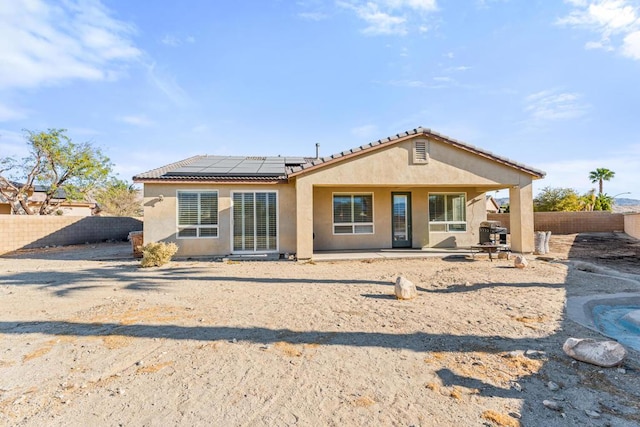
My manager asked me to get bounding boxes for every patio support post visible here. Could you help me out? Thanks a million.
[509,180,534,253]
[295,179,314,260]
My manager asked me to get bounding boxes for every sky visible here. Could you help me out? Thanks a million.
[1,0,639,199]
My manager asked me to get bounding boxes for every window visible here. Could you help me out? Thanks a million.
[177,191,218,238]
[428,193,466,232]
[233,192,278,252]
[333,194,374,234]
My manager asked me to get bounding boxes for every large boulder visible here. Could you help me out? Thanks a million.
[514,255,528,269]
[562,338,627,367]
[395,276,417,300]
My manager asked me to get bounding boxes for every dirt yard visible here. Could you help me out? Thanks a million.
[1,233,639,426]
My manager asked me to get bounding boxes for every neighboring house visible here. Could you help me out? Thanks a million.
[0,184,95,216]
[486,195,501,213]
[133,127,545,259]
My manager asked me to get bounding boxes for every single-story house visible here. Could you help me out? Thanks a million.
[0,184,96,216]
[133,127,545,259]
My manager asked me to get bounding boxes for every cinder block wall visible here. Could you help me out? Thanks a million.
[624,213,640,239]
[0,216,143,255]
[488,212,625,235]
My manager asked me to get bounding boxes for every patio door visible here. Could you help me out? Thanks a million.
[232,192,278,253]
[392,192,411,248]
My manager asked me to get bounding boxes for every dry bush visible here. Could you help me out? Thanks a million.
[140,242,178,267]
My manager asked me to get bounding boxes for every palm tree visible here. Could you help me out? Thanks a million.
[589,168,615,195]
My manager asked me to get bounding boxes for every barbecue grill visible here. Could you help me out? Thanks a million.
[479,220,508,245]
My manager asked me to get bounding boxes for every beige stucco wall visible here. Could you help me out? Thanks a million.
[142,135,539,258]
[143,182,297,257]
[294,135,538,257]
[312,186,486,251]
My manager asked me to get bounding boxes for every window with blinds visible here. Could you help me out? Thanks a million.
[333,194,374,234]
[428,193,466,232]
[233,192,277,252]
[177,191,219,238]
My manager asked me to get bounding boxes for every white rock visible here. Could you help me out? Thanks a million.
[394,276,417,300]
[545,231,552,254]
[547,381,559,391]
[514,255,528,269]
[562,338,627,368]
[543,400,562,411]
[585,410,601,419]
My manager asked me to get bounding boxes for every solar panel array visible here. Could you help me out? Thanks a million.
[165,156,307,177]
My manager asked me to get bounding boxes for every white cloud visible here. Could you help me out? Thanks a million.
[337,0,438,36]
[0,129,28,158]
[0,102,27,122]
[383,0,437,11]
[351,124,379,138]
[161,34,196,47]
[298,12,329,21]
[557,0,640,60]
[622,29,640,58]
[0,0,141,90]
[389,79,429,87]
[119,115,154,127]
[525,89,589,121]
[146,62,189,107]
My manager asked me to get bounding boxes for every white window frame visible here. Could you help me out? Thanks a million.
[332,192,375,235]
[176,190,219,239]
[230,190,279,253]
[428,192,467,233]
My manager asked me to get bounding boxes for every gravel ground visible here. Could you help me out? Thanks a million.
[0,234,639,426]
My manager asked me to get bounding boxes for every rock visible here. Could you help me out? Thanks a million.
[395,276,417,300]
[585,410,601,419]
[525,349,546,358]
[562,338,627,367]
[545,231,552,253]
[547,381,559,391]
[617,367,626,374]
[534,232,546,254]
[514,255,528,269]
[543,400,562,411]
[510,381,523,392]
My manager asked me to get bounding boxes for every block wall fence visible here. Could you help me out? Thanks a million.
[624,213,640,239]
[488,212,626,235]
[0,216,143,255]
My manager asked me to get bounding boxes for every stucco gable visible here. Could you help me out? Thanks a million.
[287,127,545,179]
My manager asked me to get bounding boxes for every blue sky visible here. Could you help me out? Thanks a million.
[1,0,639,198]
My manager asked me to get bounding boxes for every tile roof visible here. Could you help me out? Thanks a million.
[133,155,307,182]
[133,127,546,182]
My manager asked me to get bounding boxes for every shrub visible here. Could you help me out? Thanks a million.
[140,242,178,267]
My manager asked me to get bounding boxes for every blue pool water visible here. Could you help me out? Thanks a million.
[592,305,640,352]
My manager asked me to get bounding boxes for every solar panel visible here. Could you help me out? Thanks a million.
[165,155,290,177]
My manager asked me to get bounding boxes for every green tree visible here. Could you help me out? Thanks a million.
[93,178,142,217]
[0,129,111,215]
[534,186,582,212]
[593,193,613,211]
[589,168,615,195]
[579,189,596,211]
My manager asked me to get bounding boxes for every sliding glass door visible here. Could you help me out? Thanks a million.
[232,192,278,252]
